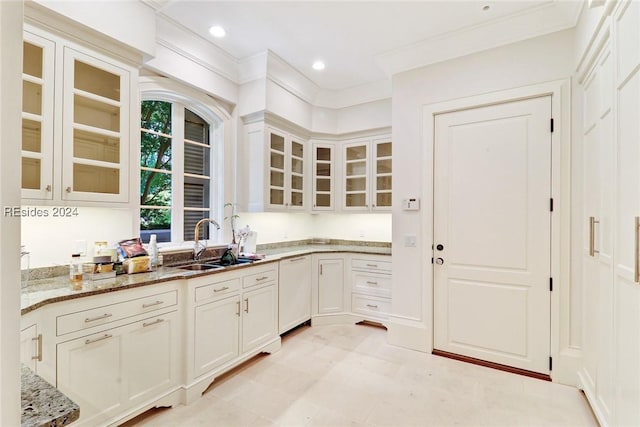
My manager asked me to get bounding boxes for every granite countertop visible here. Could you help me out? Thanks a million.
[21,242,391,315]
[22,365,79,427]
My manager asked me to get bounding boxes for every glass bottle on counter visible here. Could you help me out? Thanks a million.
[69,253,83,285]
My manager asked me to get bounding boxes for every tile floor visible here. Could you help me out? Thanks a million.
[122,323,597,427]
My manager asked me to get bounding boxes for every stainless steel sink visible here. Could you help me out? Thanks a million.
[177,263,225,271]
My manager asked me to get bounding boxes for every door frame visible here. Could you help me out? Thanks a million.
[422,79,576,383]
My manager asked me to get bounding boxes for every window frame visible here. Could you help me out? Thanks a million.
[139,77,227,248]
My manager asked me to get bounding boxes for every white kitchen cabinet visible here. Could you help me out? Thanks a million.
[21,30,55,200]
[311,142,336,211]
[576,2,640,426]
[315,256,345,314]
[122,311,180,405]
[186,264,280,400]
[278,256,312,333]
[57,310,180,426]
[578,24,615,426]
[612,1,640,425]
[21,25,137,205]
[193,295,240,378]
[57,325,123,426]
[62,47,131,202]
[266,128,307,210]
[244,122,308,212]
[19,323,41,372]
[242,284,278,352]
[342,137,392,211]
[350,256,392,321]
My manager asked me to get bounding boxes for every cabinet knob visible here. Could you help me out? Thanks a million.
[65,186,72,193]
[45,185,51,192]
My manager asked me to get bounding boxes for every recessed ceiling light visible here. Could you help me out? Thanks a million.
[482,4,491,11]
[209,26,226,38]
[312,61,325,71]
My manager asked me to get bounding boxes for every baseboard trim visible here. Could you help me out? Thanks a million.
[432,349,551,382]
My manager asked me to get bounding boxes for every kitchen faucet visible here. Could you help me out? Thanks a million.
[194,218,221,260]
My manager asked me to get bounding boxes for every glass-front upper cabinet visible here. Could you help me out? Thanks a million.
[343,141,369,210]
[62,47,130,202]
[342,137,392,211]
[312,142,335,211]
[22,32,54,200]
[267,128,306,210]
[373,139,392,209]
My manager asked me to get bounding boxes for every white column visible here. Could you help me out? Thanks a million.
[0,1,23,426]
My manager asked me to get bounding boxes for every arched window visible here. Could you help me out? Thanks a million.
[139,78,225,244]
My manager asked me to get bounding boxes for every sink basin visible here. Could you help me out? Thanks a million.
[211,258,254,267]
[177,263,225,271]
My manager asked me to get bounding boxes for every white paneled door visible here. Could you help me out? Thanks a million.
[433,96,552,374]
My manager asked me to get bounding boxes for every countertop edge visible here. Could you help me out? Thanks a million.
[21,365,80,427]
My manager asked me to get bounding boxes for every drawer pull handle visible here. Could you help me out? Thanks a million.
[32,334,42,362]
[633,216,640,283]
[143,318,164,328]
[236,301,241,317]
[142,300,164,308]
[244,298,249,313]
[214,286,229,293]
[366,304,379,309]
[366,264,378,268]
[255,276,269,282]
[366,281,378,285]
[85,334,113,345]
[290,257,306,262]
[85,313,113,323]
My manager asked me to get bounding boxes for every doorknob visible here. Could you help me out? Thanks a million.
[435,258,444,265]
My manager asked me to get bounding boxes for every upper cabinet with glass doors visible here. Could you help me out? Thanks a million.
[266,128,307,211]
[22,32,55,200]
[21,26,136,205]
[342,137,392,211]
[312,142,336,211]
[62,48,130,202]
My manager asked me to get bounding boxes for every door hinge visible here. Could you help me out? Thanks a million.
[549,356,553,371]
[550,198,554,212]
[550,118,554,133]
[549,277,553,292]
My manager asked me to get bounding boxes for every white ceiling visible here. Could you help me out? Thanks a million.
[151,1,583,92]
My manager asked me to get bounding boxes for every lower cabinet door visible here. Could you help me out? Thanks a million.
[57,328,124,426]
[57,311,179,426]
[194,296,240,377]
[122,311,180,405]
[241,285,277,353]
[318,258,344,314]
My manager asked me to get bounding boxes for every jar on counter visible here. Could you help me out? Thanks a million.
[69,254,83,286]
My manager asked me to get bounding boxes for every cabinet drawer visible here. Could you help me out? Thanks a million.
[242,267,277,289]
[195,278,241,303]
[351,258,391,272]
[57,290,178,336]
[352,294,391,319]
[352,271,391,297]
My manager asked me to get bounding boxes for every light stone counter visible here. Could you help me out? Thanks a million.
[21,365,80,427]
[21,242,391,314]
